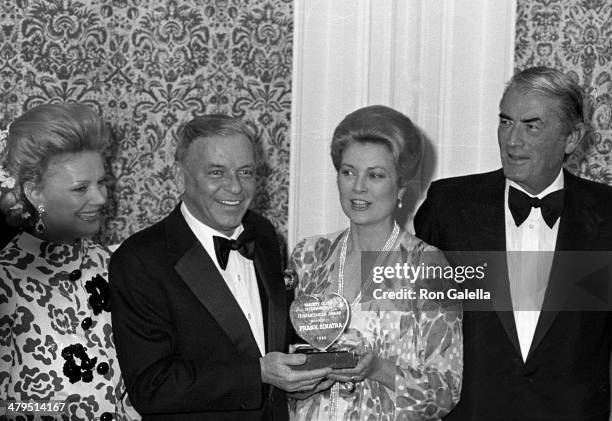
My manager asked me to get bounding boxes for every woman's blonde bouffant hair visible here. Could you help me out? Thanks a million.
[0,103,110,227]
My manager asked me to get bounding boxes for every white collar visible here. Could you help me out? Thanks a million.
[506,169,564,199]
[180,202,243,241]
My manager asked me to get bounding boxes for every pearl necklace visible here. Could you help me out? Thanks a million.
[338,221,400,299]
[328,221,400,421]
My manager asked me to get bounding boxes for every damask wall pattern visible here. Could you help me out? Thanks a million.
[0,0,293,245]
[515,0,612,183]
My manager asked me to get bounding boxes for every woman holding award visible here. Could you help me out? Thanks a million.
[289,105,462,420]
[0,104,139,420]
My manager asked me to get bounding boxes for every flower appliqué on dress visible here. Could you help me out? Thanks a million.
[61,343,98,383]
[85,274,111,315]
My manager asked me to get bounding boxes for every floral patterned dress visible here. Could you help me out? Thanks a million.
[0,232,139,421]
[289,229,462,421]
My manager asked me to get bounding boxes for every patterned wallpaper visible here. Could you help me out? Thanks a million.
[4,0,609,245]
[515,0,612,183]
[0,0,293,246]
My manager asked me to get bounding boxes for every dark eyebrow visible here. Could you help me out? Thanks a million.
[521,117,542,124]
[498,113,542,124]
[340,163,388,172]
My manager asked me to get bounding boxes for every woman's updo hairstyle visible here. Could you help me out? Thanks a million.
[330,105,423,186]
[0,103,110,227]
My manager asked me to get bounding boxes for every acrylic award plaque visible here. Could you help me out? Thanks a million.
[290,293,358,370]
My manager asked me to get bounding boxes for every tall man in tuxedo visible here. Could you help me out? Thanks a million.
[110,115,330,420]
[415,66,612,420]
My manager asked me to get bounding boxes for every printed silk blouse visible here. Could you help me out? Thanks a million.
[289,229,463,421]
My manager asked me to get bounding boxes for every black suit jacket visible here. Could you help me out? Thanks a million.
[415,169,612,421]
[110,206,290,421]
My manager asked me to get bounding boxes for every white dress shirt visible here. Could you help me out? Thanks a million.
[504,170,564,361]
[180,202,266,356]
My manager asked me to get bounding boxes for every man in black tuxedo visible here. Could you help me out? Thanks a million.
[110,115,330,420]
[415,67,612,420]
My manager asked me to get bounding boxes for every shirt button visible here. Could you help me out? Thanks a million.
[81,317,93,330]
[528,223,534,229]
[69,269,81,282]
[100,412,113,421]
[97,362,110,375]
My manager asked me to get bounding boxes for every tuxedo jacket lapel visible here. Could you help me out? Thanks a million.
[166,207,262,358]
[460,182,505,252]
[528,171,602,358]
[554,171,602,252]
[247,216,286,354]
[254,251,284,352]
[461,170,522,357]
[175,242,262,358]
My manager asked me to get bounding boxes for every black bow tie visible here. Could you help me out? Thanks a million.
[508,186,565,228]
[213,230,256,270]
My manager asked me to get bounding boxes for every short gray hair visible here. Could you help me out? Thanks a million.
[175,115,254,163]
[504,66,585,135]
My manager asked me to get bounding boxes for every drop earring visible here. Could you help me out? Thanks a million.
[35,204,46,235]
[397,198,403,209]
